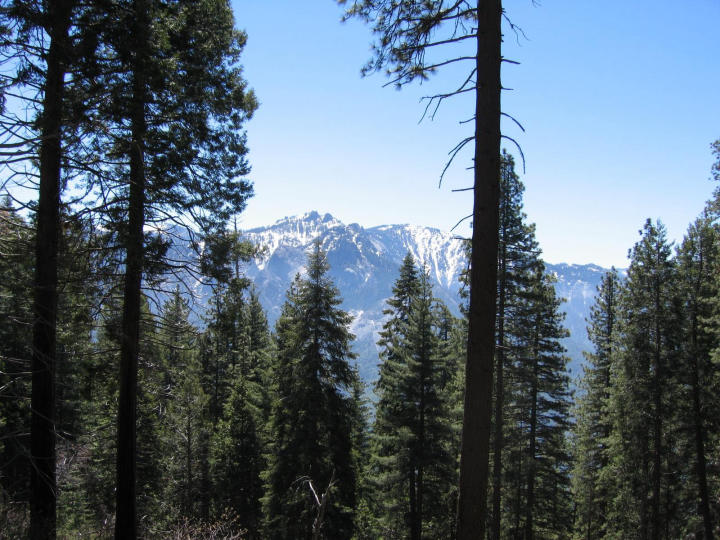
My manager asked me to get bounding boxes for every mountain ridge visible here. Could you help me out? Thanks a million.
[239,211,608,383]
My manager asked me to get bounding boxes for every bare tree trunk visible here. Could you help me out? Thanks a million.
[30,2,72,537]
[115,2,149,537]
[456,0,502,538]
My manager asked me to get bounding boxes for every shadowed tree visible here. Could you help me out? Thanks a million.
[264,242,358,539]
[0,2,78,536]
[70,1,256,535]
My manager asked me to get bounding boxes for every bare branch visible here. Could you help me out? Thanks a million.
[451,213,473,232]
[501,135,526,173]
[501,112,525,132]
[439,135,474,187]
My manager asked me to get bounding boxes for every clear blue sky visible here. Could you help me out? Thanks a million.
[231,0,720,268]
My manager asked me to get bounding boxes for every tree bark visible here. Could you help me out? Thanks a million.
[30,1,72,537]
[456,0,501,538]
[115,1,149,536]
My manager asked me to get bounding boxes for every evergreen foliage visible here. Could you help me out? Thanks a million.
[502,266,573,539]
[370,254,458,539]
[264,242,359,539]
[0,200,33,530]
[572,269,621,539]
[673,215,720,538]
[489,151,541,539]
[156,290,207,523]
[603,220,681,538]
[206,283,270,537]
[339,4,505,535]
[1,3,720,537]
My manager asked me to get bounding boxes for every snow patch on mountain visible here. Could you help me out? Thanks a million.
[238,212,612,385]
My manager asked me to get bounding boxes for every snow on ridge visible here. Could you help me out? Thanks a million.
[244,212,466,288]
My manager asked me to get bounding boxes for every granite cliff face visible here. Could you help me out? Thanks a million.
[239,211,610,383]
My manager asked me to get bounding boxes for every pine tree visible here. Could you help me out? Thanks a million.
[53,215,111,534]
[0,2,78,535]
[369,253,420,537]
[572,269,621,539]
[348,367,374,539]
[154,290,207,524]
[503,266,572,539]
[490,151,540,539]
[264,242,358,539]
[65,293,164,536]
[208,284,270,536]
[339,4,504,533]
[197,227,268,531]
[675,215,719,538]
[0,198,33,532]
[605,220,681,539]
[67,2,257,533]
[371,256,457,539]
[211,364,264,537]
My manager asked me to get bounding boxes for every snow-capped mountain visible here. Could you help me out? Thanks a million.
[240,211,609,384]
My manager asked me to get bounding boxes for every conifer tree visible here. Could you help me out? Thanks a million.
[0,2,79,534]
[675,215,719,538]
[371,256,457,539]
[605,220,681,539]
[369,252,420,537]
[208,285,270,536]
[66,294,164,536]
[0,199,33,531]
[264,242,358,539]
[503,266,572,539]
[489,151,539,539]
[211,364,264,537]
[338,4,504,532]
[155,290,206,524]
[572,269,621,539]
[69,2,257,533]
[348,366,373,539]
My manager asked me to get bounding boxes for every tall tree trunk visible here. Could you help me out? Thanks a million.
[115,1,149,536]
[30,1,72,537]
[512,450,522,537]
[457,0,502,537]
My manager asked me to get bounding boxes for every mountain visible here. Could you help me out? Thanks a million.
[239,211,609,384]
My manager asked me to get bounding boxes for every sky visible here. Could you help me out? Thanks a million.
[230,0,720,268]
